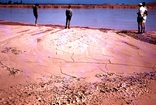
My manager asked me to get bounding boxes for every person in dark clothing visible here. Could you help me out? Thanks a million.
[33,4,39,26]
[65,5,72,29]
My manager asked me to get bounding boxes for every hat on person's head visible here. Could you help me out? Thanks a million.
[139,3,142,6]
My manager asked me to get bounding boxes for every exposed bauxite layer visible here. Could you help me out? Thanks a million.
[0,22,156,104]
[0,23,156,87]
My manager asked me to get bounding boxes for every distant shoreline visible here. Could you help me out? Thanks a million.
[0,3,156,9]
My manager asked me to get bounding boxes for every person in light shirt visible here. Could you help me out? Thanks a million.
[142,2,148,33]
[137,2,148,33]
[137,3,143,34]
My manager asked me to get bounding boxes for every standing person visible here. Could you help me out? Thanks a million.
[137,2,147,34]
[137,3,143,34]
[33,4,39,26]
[65,5,72,29]
[142,2,148,33]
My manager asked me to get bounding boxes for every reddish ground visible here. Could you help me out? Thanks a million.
[0,21,156,105]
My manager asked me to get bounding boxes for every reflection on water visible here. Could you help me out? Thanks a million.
[0,8,156,30]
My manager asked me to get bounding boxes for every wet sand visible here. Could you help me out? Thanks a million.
[0,20,156,105]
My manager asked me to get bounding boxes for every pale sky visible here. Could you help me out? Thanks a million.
[0,0,156,4]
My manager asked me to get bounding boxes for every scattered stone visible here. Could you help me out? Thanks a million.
[0,71,156,104]
[1,47,24,55]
